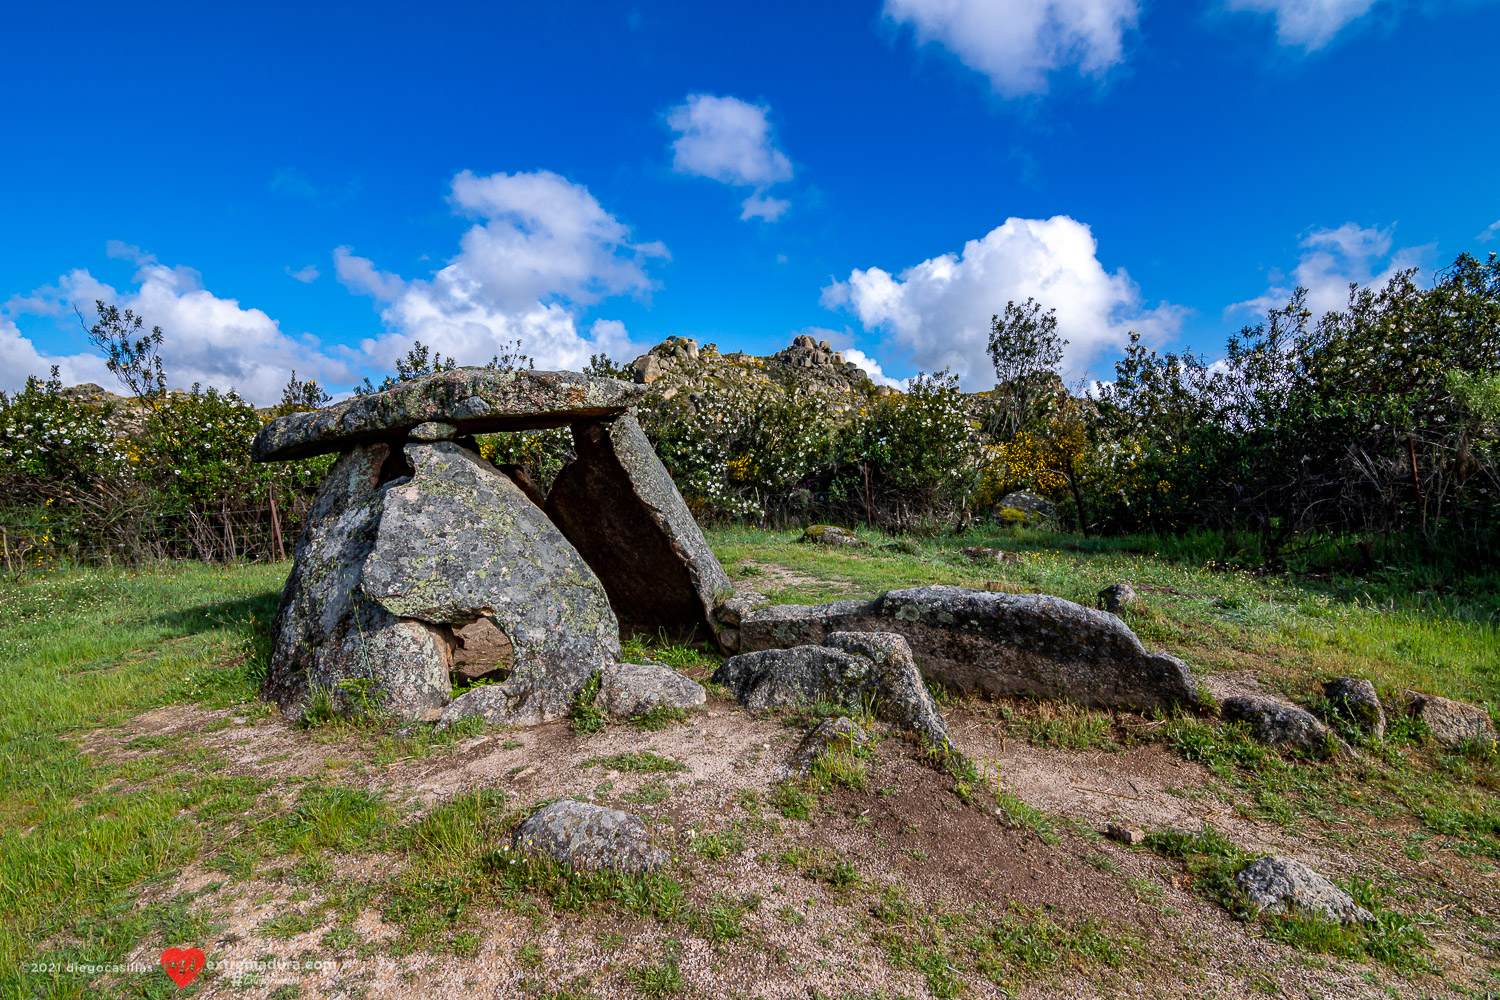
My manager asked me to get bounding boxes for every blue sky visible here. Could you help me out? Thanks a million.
[3,0,1497,402]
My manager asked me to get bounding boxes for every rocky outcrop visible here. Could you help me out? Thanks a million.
[512,800,668,872]
[1236,856,1373,924]
[1323,677,1385,738]
[544,413,733,644]
[715,631,949,748]
[737,586,1197,713]
[1404,691,1497,749]
[801,525,868,548]
[1220,695,1332,755]
[251,368,646,462]
[598,662,707,718]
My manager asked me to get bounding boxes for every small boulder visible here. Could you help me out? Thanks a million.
[714,631,949,749]
[1235,856,1373,924]
[802,525,868,548]
[1104,823,1145,846]
[1221,695,1332,755]
[512,800,668,872]
[598,662,706,719]
[1404,691,1497,750]
[789,716,871,775]
[1098,584,1137,615]
[1323,677,1385,738]
[408,420,457,441]
[997,491,1056,519]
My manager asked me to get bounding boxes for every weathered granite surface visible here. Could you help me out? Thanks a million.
[262,444,452,722]
[1404,691,1497,749]
[789,716,871,775]
[252,368,646,462]
[1221,694,1332,754]
[367,441,619,728]
[715,631,950,747]
[598,661,707,718]
[1236,856,1373,924]
[737,586,1196,713]
[511,800,668,872]
[1324,677,1386,738]
[544,413,733,643]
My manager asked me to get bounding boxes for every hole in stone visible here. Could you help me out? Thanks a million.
[449,616,514,686]
[377,446,415,485]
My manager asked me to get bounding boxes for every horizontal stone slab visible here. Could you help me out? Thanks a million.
[252,368,647,462]
[738,585,1197,713]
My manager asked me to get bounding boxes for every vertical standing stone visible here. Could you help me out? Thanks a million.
[544,412,733,645]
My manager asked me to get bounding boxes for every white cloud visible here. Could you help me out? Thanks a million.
[884,0,1139,97]
[1223,0,1376,49]
[822,216,1185,389]
[1478,219,1500,243]
[666,94,794,221]
[3,257,353,403]
[1228,222,1435,319]
[286,264,321,283]
[740,194,791,222]
[840,348,906,389]
[338,169,666,373]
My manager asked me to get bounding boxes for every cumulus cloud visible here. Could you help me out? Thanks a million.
[822,216,1185,389]
[1223,0,1377,48]
[884,0,1139,96]
[666,94,794,221]
[1228,223,1435,320]
[337,169,666,373]
[2,256,354,403]
[840,348,906,389]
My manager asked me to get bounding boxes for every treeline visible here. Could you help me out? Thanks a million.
[1,254,1496,573]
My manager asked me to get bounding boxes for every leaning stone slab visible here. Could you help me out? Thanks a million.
[715,631,949,748]
[598,662,706,718]
[367,441,620,728]
[737,586,1196,713]
[544,412,733,643]
[263,444,453,722]
[1236,856,1373,924]
[1221,695,1332,755]
[251,368,646,462]
[1404,691,1497,749]
[511,800,668,872]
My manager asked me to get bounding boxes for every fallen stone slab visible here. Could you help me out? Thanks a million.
[544,413,734,644]
[1324,677,1385,738]
[251,368,646,462]
[789,716,871,775]
[1236,856,1373,924]
[598,661,706,718]
[1220,695,1332,755]
[714,631,949,749]
[511,800,668,872]
[737,586,1197,714]
[1404,691,1497,749]
[715,590,771,627]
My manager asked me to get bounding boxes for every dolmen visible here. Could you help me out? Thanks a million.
[252,368,732,725]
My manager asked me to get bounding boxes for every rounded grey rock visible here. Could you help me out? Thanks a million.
[598,662,707,718]
[1236,856,1373,924]
[512,800,669,872]
[1221,695,1332,755]
[1324,677,1385,737]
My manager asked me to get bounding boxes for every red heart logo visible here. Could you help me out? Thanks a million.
[160,948,205,989]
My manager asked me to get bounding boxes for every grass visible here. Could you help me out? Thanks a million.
[1,525,1497,996]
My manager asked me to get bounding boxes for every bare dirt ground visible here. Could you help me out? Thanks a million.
[74,686,1494,1000]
